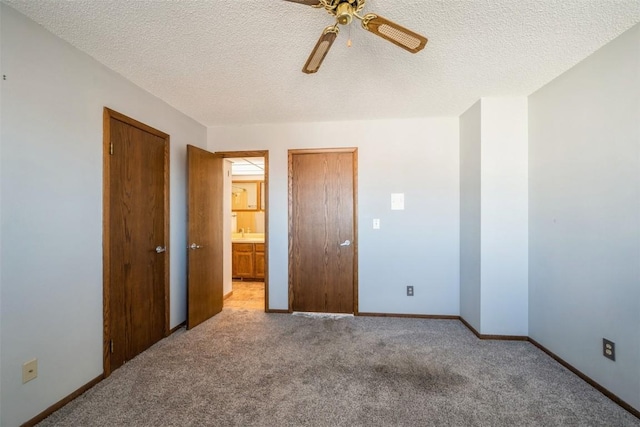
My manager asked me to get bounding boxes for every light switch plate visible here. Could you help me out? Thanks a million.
[391,193,405,210]
[373,219,380,229]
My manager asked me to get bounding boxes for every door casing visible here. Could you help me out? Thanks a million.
[215,150,270,311]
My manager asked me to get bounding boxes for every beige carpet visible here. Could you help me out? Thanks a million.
[37,310,639,426]
[224,281,265,311]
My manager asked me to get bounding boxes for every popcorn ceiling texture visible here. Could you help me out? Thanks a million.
[4,0,639,126]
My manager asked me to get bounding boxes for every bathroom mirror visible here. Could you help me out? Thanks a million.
[232,181,261,211]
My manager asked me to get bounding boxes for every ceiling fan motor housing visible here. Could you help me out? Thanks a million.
[336,2,354,25]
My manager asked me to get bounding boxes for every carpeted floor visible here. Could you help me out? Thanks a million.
[38,310,639,426]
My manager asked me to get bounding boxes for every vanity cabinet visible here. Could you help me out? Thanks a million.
[232,243,254,278]
[254,243,265,279]
[232,242,265,280]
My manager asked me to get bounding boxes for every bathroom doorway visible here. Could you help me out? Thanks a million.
[217,151,268,311]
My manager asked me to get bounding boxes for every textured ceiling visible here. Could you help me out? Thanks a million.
[4,0,640,126]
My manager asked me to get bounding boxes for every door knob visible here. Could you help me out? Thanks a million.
[155,246,166,253]
[189,243,202,250]
[340,240,351,247]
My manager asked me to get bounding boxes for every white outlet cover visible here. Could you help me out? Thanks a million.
[22,359,38,384]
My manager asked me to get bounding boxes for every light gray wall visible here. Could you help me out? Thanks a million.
[459,101,482,330]
[480,98,529,335]
[0,5,207,426]
[529,23,640,411]
[459,98,529,336]
[0,5,4,423]
[208,118,460,315]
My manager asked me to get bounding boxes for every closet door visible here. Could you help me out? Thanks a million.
[289,149,358,314]
[104,108,169,375]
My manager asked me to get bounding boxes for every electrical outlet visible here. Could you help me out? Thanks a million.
[603,339,615,361]
[22,359,38,384]
[406,286,414,296]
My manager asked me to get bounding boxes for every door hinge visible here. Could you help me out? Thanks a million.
[109,143,114,155]
[110,339,114,353]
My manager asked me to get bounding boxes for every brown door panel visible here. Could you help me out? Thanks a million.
[290,150,356,314]
[187,145,224,329]
[105,110,169,375]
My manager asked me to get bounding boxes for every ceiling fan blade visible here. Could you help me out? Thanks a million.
[361,14,427,54]
[283,0,321,6]
[302,26,339,74]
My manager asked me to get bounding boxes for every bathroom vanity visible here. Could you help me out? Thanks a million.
[231,235,265,280]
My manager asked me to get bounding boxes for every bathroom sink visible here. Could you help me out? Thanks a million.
[232,237,264,243]
[231,233,265,243]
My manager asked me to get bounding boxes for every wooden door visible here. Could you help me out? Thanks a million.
[289,149,357,313]
[104,108,169,376]
[187,145,224,329]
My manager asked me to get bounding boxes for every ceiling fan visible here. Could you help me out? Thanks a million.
[285,0,428,74]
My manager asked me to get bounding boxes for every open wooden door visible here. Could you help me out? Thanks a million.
[187,145,224,329]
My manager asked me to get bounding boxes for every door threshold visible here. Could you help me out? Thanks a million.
[292,312,354,319]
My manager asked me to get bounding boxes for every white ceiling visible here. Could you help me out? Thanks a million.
[4,0,639,126]
[228,157,265,176]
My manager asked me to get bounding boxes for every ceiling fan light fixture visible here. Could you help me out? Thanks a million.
[302,26,339,74]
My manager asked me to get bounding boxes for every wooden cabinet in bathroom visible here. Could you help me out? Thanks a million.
[232,243,264,280]
[254,243,265,279]
[232,243,254,279]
